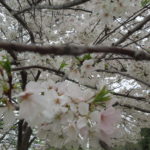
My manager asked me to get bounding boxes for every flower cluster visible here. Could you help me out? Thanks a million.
[19,80,121,149]
[89,0,139,25]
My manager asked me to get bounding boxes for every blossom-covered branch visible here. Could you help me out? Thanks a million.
[12,65,149,103]
[113,14,150,46]
[0,0,35,43]
[94,5,150,45]
[96,69,150,87]
[0,41,150,60]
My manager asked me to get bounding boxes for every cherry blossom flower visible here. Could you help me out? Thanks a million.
[99,107,121,143]
[99,107,121,134]
[56,80,94,102]
[81,59,95,75]
[19,90,50,126]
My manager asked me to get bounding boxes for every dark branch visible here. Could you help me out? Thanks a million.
[0,41,150,60]
[99,140,112,150]
[17,120,23,150]
[112,92,148,103]
[16,0,90,14]
[113,102,150,113]
[65,7,92,13]
[12,65,65,76]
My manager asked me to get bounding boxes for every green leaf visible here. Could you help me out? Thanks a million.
[141,128,150,137]
[76,54,92,62]
[3,83,9,93]
[13,82,21,89]
[0,120,4,127]
[105,64,108,70]
[141,0,150,7]
[59,61,68,70]
[93,86,111,103]
[82,54,92,60]
[0,56,11,74]
[139,128,150,150]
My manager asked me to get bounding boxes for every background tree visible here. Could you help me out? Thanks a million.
[0,0,150,150]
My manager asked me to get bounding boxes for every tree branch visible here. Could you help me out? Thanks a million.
[99,140,112,150]
[16,0,90,14]
[12,65,65,76]
[12,65,149,102]
[111,92,149,103]
[113,102,150,113]
[113,14,150,46]
[12,65,96,89]
[0,41,150,60]
[17,120,23,150]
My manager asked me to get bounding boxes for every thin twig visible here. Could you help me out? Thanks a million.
[96,69,150,87]
[113,102,150,113]
[113,14,150,46]
[111,92,149,103]
[12,65,65,76]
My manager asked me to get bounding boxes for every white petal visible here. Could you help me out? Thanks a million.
[70,103,77,113]
[78,102,89,116]
[89,111,100,123]
[77,117,87,129]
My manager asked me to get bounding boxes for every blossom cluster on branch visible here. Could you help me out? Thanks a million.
[18,80,121,150]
